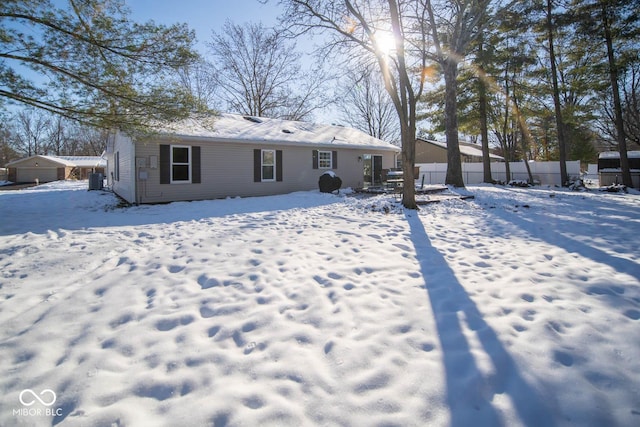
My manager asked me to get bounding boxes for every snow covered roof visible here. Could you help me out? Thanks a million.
[56,156,107,168]
[153,113,401,152]
[599,151,640,159]
[419,139,504,160]
[5,155,106,168]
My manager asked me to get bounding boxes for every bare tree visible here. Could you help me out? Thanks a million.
[621,63,640,149]
[273,0,434,208]
[71,126,110,156]
[0,119,20,165]
[48,115,68,155]
[208,20,327,121]
[15,109,51,156]
[175,58,221,110]
[338,67,400,144]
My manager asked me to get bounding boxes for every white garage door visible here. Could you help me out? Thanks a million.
[16,167,59,183]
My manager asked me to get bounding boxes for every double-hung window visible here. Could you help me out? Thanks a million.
[254,149,282,183]
[171,145,191,183]
[318,150,333,169]
[261,149,276,181]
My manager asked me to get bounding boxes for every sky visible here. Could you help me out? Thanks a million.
[125,0,283,54]
[125,0,338,123]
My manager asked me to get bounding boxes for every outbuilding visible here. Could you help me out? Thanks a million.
[5,155,106,184]
[597,151,640,188]
[106,113,400,204]
[415,138,504,163]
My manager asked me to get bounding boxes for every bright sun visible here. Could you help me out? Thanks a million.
[373,30,396,56]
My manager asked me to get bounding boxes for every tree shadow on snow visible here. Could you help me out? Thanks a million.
[405,211,556,427]
[478,198,639,294]
[0,188,343,236]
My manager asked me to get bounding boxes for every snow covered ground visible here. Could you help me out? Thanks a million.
[0,180,639,427]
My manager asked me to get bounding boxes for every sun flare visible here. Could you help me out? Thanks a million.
[373,30,396,56]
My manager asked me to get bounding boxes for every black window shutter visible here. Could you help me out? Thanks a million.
[276,150,283,181]
[160,144,170,184]
[312,150,318,169]
[254,149,261,182]
[115,151,120,181]
[192,146,201,183]
[332,151,338,169]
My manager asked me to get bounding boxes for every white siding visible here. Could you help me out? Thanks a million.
[130,137,397,204]
[111,132,136,204]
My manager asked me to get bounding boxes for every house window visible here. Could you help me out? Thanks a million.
[171,145,191,183]
[318,150,332,169]
[262,149,275,181]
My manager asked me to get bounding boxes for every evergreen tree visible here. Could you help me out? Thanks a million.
[572,0,640,186]
[1,0,199,131]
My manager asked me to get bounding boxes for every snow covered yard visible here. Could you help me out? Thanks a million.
[0,181,639,427]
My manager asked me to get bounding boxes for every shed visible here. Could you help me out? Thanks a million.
[106,113,400,204]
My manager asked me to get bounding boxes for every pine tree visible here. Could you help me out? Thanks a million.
[571,0,640,187]
[1,0,200,131]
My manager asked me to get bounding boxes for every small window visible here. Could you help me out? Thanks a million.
[171,145,191,183]
[318,150,332,169]
[262,149,275,181]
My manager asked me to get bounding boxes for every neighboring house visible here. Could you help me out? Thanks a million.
[6,155,106,183]
[106,113,400,204]
[416,138,504,163]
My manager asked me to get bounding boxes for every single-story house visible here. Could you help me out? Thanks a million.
[416,138,504,163]
[6,155,106,183]
[106,113,400,204]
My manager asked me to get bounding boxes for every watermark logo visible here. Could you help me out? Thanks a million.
[19,389,57,407]
[13,389,62,417]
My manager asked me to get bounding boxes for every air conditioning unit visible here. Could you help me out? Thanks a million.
[88,173,104,190]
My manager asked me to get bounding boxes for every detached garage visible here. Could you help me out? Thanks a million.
[6,155,106,183]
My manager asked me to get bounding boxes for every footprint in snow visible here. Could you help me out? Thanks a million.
[324,341,334,354]
[624,309,640,320]
[553,350,573,367]
[198,274,220,289]
[155,315,194,332]
[521,293,535,303]
[168,265,185,274]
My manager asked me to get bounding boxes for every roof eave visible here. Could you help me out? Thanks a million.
[152,133,401,152]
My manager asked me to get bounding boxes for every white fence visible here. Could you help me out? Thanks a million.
[416,161,581,186]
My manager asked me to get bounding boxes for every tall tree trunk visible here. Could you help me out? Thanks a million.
[511,79,534,183]
[546,0,569,186]
[602,1,632,187]
[386,0,417,209]
[502,68,512,183]
[521,129,534,183]
[443,58,465,187]
[400,117,417,209]
[478,34,493,183]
